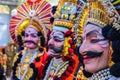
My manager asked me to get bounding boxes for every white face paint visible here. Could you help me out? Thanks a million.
[24,25,39,49]
[48,30,64,57]
[79,24,110,73]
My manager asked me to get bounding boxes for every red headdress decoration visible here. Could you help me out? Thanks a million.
[10,0,52,44]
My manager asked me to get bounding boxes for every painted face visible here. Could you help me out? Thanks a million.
[24,25,39,49]
[79,23,110,73]
[48,30,64,57]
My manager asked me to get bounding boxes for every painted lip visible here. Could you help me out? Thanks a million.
[83,56,92,64]
[49,50,54,53]
[26,42,32,45]
[48,48,55,54]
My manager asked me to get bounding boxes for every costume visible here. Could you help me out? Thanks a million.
[76,0,120,80]
[9,0,52,80]
[36,0,80,80]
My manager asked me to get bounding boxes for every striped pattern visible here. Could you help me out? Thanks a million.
[10,0,52,44]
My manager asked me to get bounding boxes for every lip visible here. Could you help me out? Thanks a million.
[48,49,55,54]
[48,49,60,57]
[26,42,32,45]
[83,56,92,64]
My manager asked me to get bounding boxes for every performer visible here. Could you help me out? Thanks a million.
[76,0,120,79]
[10,0,52,80]
[36,0,79,80]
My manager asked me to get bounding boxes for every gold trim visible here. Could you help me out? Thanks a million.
[53,20,74,29]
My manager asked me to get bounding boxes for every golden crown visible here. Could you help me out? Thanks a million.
[100,0,120,31]
[76,0,110,45]
[79,0,109,28]
[53,1,78,29]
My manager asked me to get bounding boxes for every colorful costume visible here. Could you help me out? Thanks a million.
[76,0,120,80]
[9,0,52,80]
[36,0,80,80]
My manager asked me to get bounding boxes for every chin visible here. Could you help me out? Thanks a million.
[48,50,54,55]
[85,64,97,73]
[26,46,37,49]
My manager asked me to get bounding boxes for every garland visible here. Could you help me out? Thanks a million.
[38,54,76,80]
[12,50,41,80]
[38,30,76,80]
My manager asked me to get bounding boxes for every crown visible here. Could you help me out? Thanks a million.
[80,0,109,27]
[100,0,120,31]
[53,1,77,30]
[76,0,110,45]
[10,0,52,44]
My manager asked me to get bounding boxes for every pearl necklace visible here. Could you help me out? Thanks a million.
[89,68,112,80]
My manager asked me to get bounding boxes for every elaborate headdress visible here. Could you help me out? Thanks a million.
[77,0,110,45]
[10,0,52,46]
[51,0,79,57]
[77,0,120,78]
[45,1,80,79]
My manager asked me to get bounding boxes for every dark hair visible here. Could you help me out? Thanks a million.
[2,49,5,54]
[0,64,6,80]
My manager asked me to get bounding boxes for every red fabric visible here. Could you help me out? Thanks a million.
[34,51,51,78]
[65,54,79,80]
[34,51,79,80]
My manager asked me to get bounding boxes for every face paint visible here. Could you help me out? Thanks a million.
[48,30,64,57]
[79,23,110,73]
[24,25,39,49]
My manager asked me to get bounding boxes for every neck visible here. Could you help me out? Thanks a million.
[53,57,63,64]
[26,48,39,54]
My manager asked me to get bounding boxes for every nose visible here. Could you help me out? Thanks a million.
[79,40,89,55]
[48,38,54,45]
[24,34,31,40]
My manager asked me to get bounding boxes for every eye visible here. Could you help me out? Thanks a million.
[90,39,99,43]
[31,34,38,38]
[54,38,61,42]
[90,39,106,43]
[25,33,29,37]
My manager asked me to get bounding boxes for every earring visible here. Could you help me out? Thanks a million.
[38,40,41,47]
[108,46,114,67]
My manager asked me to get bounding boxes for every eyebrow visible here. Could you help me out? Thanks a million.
[86,30,100,37]
[53,36,64,41]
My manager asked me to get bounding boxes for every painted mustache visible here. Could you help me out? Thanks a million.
[83,51,103,58]
[24,40,37,45]
[49,45,63,53]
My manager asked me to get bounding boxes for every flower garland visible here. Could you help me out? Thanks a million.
[38,30,76,80]
[53,55,76,80]
[12,50,42,80]
[53,30,76,80]
[63,30,76,56]
[38,54,76,80]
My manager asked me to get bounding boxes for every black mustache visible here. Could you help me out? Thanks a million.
[24,40,37,45]
[83,51,103,58]
[49,45,63,53]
